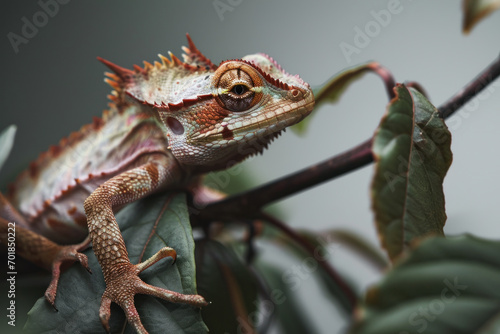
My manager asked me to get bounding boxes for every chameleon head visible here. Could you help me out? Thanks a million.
[164,54,315,170]
[99,36,315,171]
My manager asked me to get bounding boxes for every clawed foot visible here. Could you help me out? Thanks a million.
[99,247,207,334]
[44,237,91,309]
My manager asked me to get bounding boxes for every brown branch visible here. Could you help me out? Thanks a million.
[198,53,500,220]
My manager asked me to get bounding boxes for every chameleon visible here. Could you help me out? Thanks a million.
[0,34,315,333]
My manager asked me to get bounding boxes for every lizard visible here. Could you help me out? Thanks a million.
[0,34,315,333]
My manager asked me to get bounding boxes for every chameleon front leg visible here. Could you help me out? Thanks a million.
[83,157,207,334]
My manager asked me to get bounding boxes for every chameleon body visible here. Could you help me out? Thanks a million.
[0,35,315,333]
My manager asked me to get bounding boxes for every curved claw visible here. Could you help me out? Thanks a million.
[99,296,112,334]
[75,252,92,274]
[136,246,177,273]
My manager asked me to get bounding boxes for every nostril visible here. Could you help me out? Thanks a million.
[291,89,300,97]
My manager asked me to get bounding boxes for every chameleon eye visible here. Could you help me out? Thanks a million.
[213,62,263,112]
[231,84,247,95]
[219,82,254,112]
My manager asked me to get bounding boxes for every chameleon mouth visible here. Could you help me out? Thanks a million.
[246,97,315,130]
[190,98,315,144]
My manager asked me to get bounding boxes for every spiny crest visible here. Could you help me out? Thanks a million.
[182,34,217,71]
[99,34,213,81]
[98,58,134,83]
[98,34,216,109]
[98,35,308,114]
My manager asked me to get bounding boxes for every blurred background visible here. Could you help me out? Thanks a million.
[1,1,500,333]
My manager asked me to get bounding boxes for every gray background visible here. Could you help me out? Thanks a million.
[1,1,500,333]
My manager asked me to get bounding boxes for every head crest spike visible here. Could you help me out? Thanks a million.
[104,78,120,89]
[186,33,198,53]
[168,51,183,66]
[104,72,120,81]
[158,54,171,66]
[143,61,153,70]
[97,57,134,81]
[183,33,217,71]
[133,64,144,73]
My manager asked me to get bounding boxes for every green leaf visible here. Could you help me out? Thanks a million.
[24,192,207,334]
[0,125,17,173]
[350,235,500,334]
[371,85,452,261]
[463,0,500,34]
[292,62,388,134]
[195,239,258,334]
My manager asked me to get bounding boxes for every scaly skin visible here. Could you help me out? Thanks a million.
[0,34,315,333]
